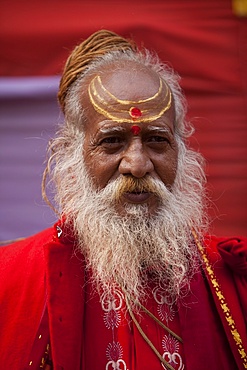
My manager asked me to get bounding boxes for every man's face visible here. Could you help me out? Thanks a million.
[82,62,178,214]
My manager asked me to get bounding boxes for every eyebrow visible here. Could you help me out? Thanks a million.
[146,125,171,134]
[98,124,172,135]
[98,126,126,134]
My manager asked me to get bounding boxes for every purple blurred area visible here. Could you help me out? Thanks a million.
[0,77,60,241]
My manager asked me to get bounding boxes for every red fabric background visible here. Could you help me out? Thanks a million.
[0,0,246,236]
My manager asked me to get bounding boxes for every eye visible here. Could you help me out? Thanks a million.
[98,135,125,153]
[100,136,123,144]
[147,135,169,143]
[145,134,171,153]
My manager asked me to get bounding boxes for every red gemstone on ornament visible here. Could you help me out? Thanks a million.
[129,106,142,119]
[131,125,141,135]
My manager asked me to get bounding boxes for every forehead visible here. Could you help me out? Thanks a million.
[81,60,175,130]
[100,60,161,98]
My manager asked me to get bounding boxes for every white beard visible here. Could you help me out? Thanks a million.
[56,145,207,307]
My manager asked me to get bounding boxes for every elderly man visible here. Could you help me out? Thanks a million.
[0,30,246,370]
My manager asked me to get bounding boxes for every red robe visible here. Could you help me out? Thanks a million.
[0,221,246,369]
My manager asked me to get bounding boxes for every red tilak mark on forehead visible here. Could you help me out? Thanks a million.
[131,125,141,135]
[129,107,142,119]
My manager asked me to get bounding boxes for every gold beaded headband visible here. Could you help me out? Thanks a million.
[88,75,172,123]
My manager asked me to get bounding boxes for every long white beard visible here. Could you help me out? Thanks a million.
[57,147,207,306]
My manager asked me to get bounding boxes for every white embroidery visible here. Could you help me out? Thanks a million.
[103,308,122,330]
[101,289,123,329]
[153,284,169,305]
[101,289,124,312]
[106,342,127,369]
[106,341,124,361]
[100,289,129,370]
[157,301,175,323]
[152,283,185,370]
[99,283,184,370]
[162,335,184,370]
[152,285,175,322]
[106,359,127,370]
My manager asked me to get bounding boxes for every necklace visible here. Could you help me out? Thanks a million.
[124,292,182,370]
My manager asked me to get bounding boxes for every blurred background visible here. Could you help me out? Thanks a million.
[0,0,246,241]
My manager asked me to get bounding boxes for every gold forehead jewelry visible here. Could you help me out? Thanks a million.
[88,75,172,123]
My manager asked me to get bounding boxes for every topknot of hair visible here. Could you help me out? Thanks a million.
[58,29,137,113]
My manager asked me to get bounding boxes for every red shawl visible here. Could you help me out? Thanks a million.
[0,222,246,369]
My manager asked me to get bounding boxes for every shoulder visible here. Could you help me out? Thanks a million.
[0,226,55,250]
[0,226,56,312]
[0,226,56,368]
[202,235,247,365]
[0,227,55,273]
[0,226,56,299]
[0,226,57,307]
[204,234,247,276]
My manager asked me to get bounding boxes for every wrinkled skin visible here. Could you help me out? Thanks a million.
[82,61,178,214]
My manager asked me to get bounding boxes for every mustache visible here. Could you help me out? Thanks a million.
[104,175,169,202]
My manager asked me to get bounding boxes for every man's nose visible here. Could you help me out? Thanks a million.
[118,139,154,178]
